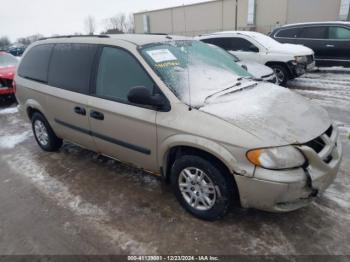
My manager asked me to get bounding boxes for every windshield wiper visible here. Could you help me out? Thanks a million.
[204,81,242,102]
[204,81,258,105]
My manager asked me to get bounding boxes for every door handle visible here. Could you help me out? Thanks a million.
[90,110,104,120]
[326,44,335,48]
[74,106,86,115]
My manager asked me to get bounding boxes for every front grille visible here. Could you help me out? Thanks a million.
[325,125,333,137]
[305,137,325,153]
[303,125,336,164]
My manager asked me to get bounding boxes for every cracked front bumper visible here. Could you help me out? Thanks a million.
[235,128,342,212]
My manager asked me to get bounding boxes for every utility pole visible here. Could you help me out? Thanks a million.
[235,0,238,30]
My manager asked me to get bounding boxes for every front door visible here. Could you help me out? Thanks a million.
[88,46,158,172]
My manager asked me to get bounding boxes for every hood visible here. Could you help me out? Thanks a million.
[0,66,15,80]
[200,83,330,146]
[237,61,273,78]
[268,43,313,56]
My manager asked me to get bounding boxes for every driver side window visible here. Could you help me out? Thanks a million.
[96,47,154,102]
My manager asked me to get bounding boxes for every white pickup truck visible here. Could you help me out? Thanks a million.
[197,31,315,86]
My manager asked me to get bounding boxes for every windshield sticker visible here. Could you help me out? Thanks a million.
[146,49,177,63]
[155,61,180,68]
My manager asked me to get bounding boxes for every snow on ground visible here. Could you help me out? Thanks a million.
[288,68,350,116]
[1,147,157,255]
[0,106,18,115]
[0,130,32,149]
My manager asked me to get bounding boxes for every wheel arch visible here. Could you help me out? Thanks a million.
[159,135,239,181]
[25,99,46,120]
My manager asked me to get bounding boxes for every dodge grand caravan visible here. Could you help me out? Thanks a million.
[15,34,342,220]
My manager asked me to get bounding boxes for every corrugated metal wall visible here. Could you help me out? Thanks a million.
[134,0,343,36]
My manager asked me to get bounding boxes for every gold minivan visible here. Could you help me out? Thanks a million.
[15,34,342,220]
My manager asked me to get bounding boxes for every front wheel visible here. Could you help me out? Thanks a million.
[171,155,234,221]
[271,65,289,86]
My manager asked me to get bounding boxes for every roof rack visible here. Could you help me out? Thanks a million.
[145,33,169,35]
[39,34,110,40]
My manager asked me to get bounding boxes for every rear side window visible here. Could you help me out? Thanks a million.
[201,38,232,50]
[275,28,300,38]
[95,47,154,102]
[230,37,257,52]
[48,43,97,94]
[18,44,53,83]
[329,26,350,39]
[299,26,328,39]
[202,37,255,52]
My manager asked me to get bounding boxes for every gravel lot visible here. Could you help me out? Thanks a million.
[0,68,349,255]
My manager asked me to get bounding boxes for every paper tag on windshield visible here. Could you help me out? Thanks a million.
[146,49,177,63]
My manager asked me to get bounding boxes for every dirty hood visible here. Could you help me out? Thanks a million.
[200,82,330,146]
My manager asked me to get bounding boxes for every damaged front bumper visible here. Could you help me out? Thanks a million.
[236,126,342,212]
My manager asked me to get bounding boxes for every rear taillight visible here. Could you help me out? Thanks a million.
[12,80,16,93]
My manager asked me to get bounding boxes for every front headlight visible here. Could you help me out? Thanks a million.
[294,56,307,64]
[246,146,306,170]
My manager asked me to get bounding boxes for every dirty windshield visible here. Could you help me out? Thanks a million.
[140,40,252,107]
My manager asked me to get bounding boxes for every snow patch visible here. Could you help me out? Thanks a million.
[1,148,157,254]
[323,186,350,210]
[0,131,32,149]
[0,107,18,115]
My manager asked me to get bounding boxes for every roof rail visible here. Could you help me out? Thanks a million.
[145,33,169,35]
[39,34,110,40]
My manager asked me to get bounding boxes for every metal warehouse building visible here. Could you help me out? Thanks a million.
[134,0,350,35]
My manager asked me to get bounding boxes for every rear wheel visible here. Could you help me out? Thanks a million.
[271,64,289,86]
[31,112,62,152]
[171,155,234,221]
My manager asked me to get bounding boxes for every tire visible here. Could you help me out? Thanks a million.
[270,64,289,86]
[31,112,62,152]
[170,155,234,221]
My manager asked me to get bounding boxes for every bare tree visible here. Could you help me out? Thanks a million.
[84,15,96,35]
[103,13,134,34]
[0,36,10,49]
[17,34,44,46]
[126,13,135,33]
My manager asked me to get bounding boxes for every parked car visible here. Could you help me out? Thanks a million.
[8,43,26,57]
[197,31,315,86]
[15,35,342,220]
[270,22,350,67]
[0,51,18,100]
[206,43,278,84]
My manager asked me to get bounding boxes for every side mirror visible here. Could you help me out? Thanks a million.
[248,45,259,52]
[127,86,169,110]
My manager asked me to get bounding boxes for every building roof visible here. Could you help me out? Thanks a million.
[133,0,216,15]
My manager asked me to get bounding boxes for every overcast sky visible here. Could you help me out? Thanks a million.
[1,0,208,42]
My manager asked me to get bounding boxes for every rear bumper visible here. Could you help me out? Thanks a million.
[236,127,342,212]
